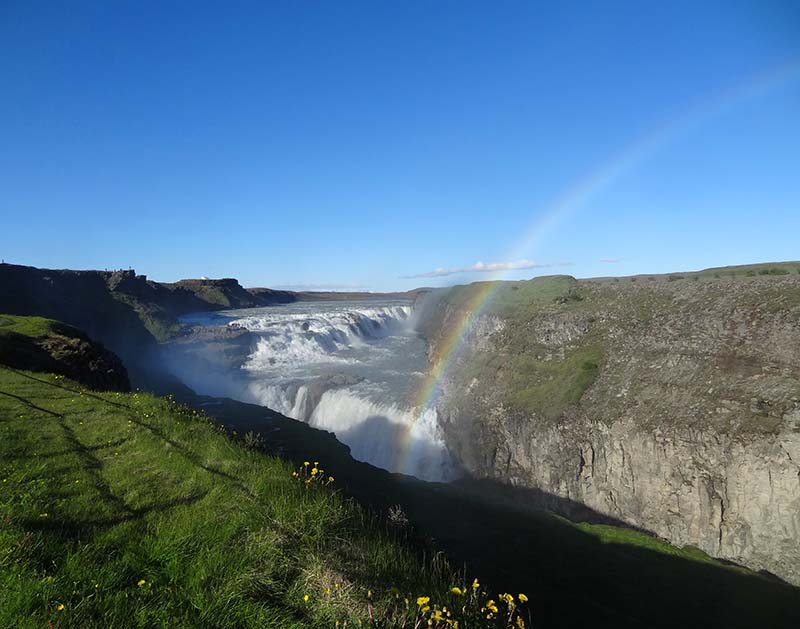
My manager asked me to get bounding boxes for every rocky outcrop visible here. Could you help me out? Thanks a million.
[420,270,800,584]
[0,317,130,391]
[0,264,286,352]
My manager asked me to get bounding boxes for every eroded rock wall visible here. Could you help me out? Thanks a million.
[421,274,800,583]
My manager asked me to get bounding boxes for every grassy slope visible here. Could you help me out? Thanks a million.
[108,293,183,343]
[0,314,70,338]
[0,367,458,627]
[194,390,800,629]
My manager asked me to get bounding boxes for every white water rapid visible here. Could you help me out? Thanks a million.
[176,301,456,481]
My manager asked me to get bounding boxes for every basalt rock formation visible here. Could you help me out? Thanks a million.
[416,265,800,584]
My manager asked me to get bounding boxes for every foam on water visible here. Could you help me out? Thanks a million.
[235,306,411,367]
[176,301,457,481]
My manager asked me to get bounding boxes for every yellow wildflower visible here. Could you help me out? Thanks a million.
[311,467,318,475]
[137,579,146,587]
[303,594,310,602]
[416,596,430,607]
[485,600,498,613]
[304,461,309,466]
[328,476,335,482]
[39,513,48,518]
[471,578,479,589]
[516,617,526,628]
[450,586,463,596]
[56,604,65,611]
[518,593,528,602]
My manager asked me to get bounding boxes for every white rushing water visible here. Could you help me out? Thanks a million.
[177,301,456,481]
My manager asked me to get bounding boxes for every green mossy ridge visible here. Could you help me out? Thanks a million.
[188,285,233,308]
[109,293,182,343]
[0,314,72,339]
[506,344,603,419]
[0,367,457,627]
[434,276,579,319]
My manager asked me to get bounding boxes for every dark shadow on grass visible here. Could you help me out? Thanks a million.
[22,492,209,534]
[28,438,129,460]
[16,490,209,578]
[57,416,136,515]
[0,390,64,417]
[3,368,256,499]
[172,390,800,629]
[125,414,256,498]
[5,368,133,409]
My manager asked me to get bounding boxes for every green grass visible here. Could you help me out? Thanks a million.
[506,344,603,419]
[429,276,579,321]
[695,261,800,279]
[758,267,791,276]
[0,367,468,627]
[0,314,71,339]
[438,276,600,419]
[189,286,232,308]
[574,522,718,564]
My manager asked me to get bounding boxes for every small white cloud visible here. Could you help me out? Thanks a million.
[402,259,567,279]
[598,258,622,263]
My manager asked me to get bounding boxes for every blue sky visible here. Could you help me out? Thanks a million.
[1,1,799,290]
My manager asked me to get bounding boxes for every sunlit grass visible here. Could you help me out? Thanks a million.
[1,367,492,627]
[0,314,70,338]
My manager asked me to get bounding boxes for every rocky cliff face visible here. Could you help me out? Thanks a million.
[419,269,800,584]
[0,264,289,354]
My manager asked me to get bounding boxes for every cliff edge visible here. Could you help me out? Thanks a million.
[417,264,800,584]
[0,314,130,391]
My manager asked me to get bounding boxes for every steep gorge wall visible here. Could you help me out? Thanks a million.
[420,273,800,583]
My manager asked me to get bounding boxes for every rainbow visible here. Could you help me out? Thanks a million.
[395,59,800,476]
[412,280,497,411]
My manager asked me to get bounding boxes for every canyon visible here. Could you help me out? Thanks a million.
[2,261,800,589]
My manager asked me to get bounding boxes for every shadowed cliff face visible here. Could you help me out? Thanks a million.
[418,270,800,584]
[0,263,428,360]
[0,264,300,384]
